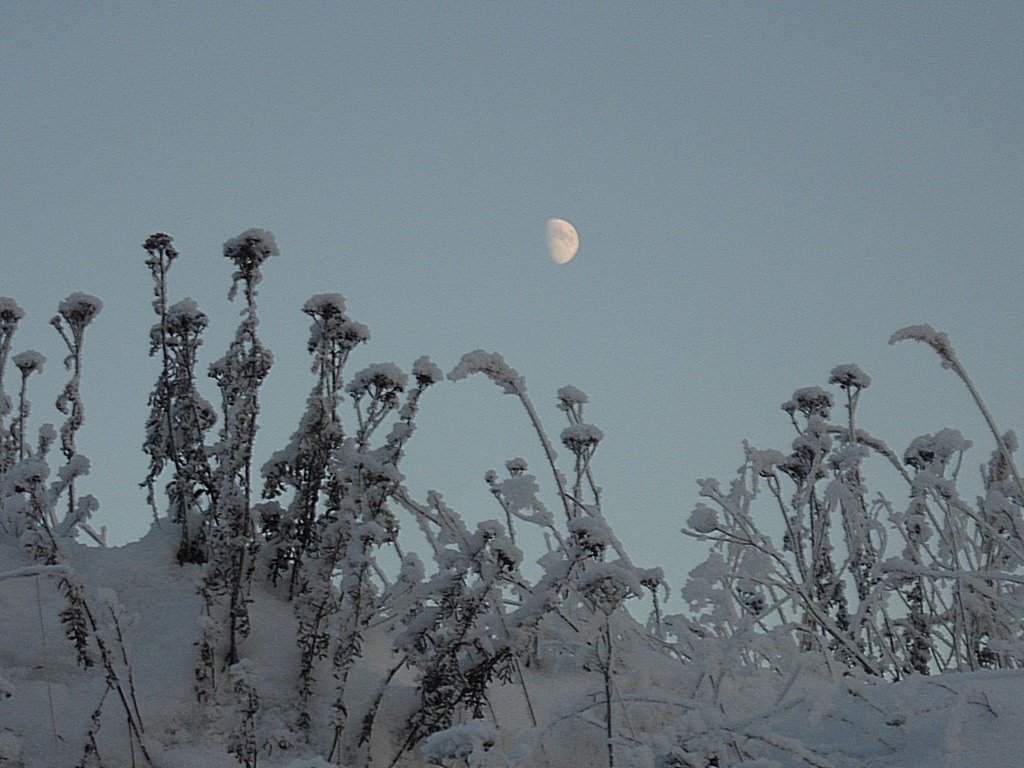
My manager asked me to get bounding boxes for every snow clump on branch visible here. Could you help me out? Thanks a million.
[0,297,24,326]
[12,350,45,376]
[829,363,872,390]
[447,350,525,395]
[57,293,103,327]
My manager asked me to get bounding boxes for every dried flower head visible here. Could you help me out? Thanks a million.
[782,386,833,419]
[556,385,588,411]
[829,363,872,391]
[13,350,45,376]
[560,423,604,456]
[143,232,178,261]
[0,297,25,329]
[411,355,443,387]
[57,293,103,328]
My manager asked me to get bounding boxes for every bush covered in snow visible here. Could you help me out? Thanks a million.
[0,231,1021,768]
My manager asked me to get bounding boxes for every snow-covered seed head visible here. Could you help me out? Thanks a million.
[904,429,972,471]
[560,423,604,457]
[568,515,611,556]
[411,355,443,387]
[889,324,956,365]
[556,384,588,412]
[347,362,408,399]
[13,350,45,376]
[687,504,719,534]
[0,297,25,331]
[8,456,49,488]
[576,561,643,612]
[57,293,103,329]
[143,232,178,260]
[223,228,279,272]
[164,298,208,338]
[447,350,525,395]
[782,386,833,419]
[829,363,871,391]
[302,293,346,317]
[505,457,528,475]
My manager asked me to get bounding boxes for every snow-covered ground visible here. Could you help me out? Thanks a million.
[3,522,1021,768]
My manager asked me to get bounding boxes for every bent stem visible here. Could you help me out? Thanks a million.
[515,390,573,524]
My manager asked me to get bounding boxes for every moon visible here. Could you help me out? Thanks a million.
[546,218,579,265]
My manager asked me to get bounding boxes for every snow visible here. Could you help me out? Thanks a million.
[0,297,25,323]
[829,363,872,390]
[2,520,1020,767]
[447,350,525,395]
[3,255,1023,767]
[11,350,45,376]
[56,292,103,324]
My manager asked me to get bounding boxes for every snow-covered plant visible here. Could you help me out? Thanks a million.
[449,351,572,525]
[576,561,643,768]
[51,292,103,536]
[141,233,217,563]
[204,229,278,668]
[228,659,261,768]
[0,297,26,474]
[302,359,439,757]
[261,293,368,594]
[421,720,502,768]
[10,351,45,463]
[683,334,1023,683]
[390,518,522,767]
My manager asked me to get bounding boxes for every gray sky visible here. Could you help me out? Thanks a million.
[2,2,1021,600]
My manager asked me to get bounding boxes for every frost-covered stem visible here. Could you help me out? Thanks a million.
[892,326,1024,514]
[949,362,1024,505]
[63,575,154,765]
[0,299,21,456]
[52,294,101,525]
[602,616,615,768]
[517,391,573,523]
[229,661,261,768]
[14,364,35,461]
[12,354,45,460]
[208,231,277,666]
[142,234,188,521]
[766,475,808,583]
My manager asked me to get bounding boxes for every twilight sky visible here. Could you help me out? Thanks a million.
[2,3,1021,599]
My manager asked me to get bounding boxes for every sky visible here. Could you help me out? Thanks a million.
[2,2,1021,604]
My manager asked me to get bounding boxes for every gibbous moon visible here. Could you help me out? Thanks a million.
[546,218,580,265]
